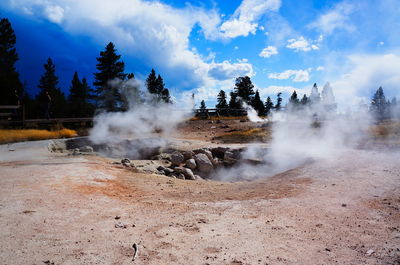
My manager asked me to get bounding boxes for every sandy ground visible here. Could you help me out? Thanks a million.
[0,137,400,265]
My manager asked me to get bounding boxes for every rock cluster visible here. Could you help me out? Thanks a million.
[155,147,242,180]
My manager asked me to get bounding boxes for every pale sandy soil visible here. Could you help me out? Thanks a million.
[0,137,400,265]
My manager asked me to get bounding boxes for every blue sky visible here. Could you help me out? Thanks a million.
[1,0,400,108]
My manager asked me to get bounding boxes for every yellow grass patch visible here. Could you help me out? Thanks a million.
[213,128,271,143]
[190,115,249,121]
[0,129,77,144]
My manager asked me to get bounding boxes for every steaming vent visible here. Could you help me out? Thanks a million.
[61,137,276,182]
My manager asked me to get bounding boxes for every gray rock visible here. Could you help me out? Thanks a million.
[72,148,81,156]
[80,145,94,152]
[121,158,131,167]
[182,151,194,160]
[182,168,195,180]
[176,173,185,180]
[171,152,184,166]
[157,165,166,171]
[185,159,197,169]
[194,153,214,173]
[194,148,214,161]
[194,175,204,180]
[173,167,184,173]
[164,168,174,175]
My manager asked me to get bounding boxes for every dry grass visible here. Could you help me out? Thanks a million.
[213,128,271,143]
[369,121,400,138]
[0,129,77,144]
[190,116,249,121]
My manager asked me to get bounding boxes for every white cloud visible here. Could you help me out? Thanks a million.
[330,53,400,107]
[220,0,281,38]
[268,69,310,82]
[208,60,253,80]
[259,46,278,58]
[309,2,355,35]
[286,36,320,52]
[316,66,325,71]
[4,0,257,101]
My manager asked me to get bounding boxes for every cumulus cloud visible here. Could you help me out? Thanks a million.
[268,69,310,82]
[316,66,325,71]
[309,2,355,35]
[330,53,400,108]
[220,0,281,38]
[259,46,278,58]
[286,36,320,52]
[3,0,256,102]
[44,4,64,24]
[208,60,253,80]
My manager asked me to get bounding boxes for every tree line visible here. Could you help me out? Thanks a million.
[0,17,171,119]
[200,76,398,121]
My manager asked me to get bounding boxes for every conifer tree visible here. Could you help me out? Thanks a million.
[216,90,228,109]
[37,58,67,117]
[370,86,388,120]
[300,94,308,105]
[146,69,171,103]
[229,91,241,110]
[232,76,255,105]
[264,96,274,116]
[0,17,22,105]
[93,42,126,112]
[68,72,93,117]
[275,92,283,111]
[252,90,265,116]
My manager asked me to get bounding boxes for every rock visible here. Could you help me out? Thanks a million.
[185,159,197,169]
[48,140,66,153]
[182,168,195,180]
[171,152,184,166]
[182,151,194,160]
[173,167,184,173]
[211,147,229,159]
[115,222,128,229]
[121,158,132,167]
[193,148,214,161]
[194,153,214,173]
[164,168,174,175]
[72,148,81,156]
[194,175,204,180]
[80,145,94,152]
[366,249,374,256]
[157,165,167,172]
[176,173,185,180]
[223,151,237,165]
[152,153,171,161]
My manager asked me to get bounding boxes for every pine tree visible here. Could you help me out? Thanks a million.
[200,100,206,111]
[37,58,67,118]
[0,17,22,105]
[229,91,241,111]
[216,90,228,109]
[264,96,274,116]
[289,90,299,104]
[68,72,93,117]
[300,94,308,105]
[146,69,171,103]
[275,92,282,111]
[252,90,265,116]
[93,42,126,112]
[370,86,388,120]
[232,76,255,105]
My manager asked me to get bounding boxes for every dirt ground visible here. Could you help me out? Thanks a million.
[0,121,400,265]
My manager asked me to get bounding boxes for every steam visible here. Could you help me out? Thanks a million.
[215,83,373,181]
[89,78,190,146]
[244,102,268,123]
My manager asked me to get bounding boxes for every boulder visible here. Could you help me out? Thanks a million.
[194,175,204,180]
[80,145,94,152]
[185,159,197,170]
[171,152,184,166]
[194,148,214,161]
[164,168,174,175]
[181,151,194,160]
[176,173,185,180]
[182,168,195,180]
[194,153,213,174]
